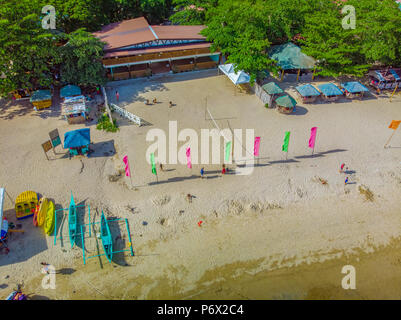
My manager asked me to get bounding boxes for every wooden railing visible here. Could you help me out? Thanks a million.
[130,69,151,78]
[174,64,195,72]
[196,61,217,70]
[103,47,212,66]
[113,72,130,80]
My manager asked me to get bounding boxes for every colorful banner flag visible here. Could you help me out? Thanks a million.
[308,127,318,149]
[282,131,290,152]
[123,155,131,177]
[254,137,261,156]
[389,120,401,130]
[225,141,231,162]
[150,153,157,175]
[186,147,192,169]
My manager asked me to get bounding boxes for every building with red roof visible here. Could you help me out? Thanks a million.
[93,17,220,80]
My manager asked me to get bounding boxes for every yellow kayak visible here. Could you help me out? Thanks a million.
[37,198,48,227]
[44,200,55,235]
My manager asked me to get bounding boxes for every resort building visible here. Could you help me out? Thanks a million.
[93,17,221,80]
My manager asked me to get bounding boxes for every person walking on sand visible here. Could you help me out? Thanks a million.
[41,262,50,274]
[169,101,173,108]
[159,163,164,172]
[115,90,119,102]
[221,164,226,175]
[200,167,204,179]
[345,177,349,185]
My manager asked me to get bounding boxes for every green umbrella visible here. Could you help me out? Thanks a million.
[262,82,284,95]
[275,95,297,108]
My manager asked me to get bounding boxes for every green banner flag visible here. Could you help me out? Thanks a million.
[150,153,157,175]
[225,141,231,162]
[282,131,290,152]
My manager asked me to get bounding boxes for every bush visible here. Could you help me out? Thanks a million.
[96,113,119,132]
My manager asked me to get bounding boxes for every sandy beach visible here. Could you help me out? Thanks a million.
[1,70,401,299]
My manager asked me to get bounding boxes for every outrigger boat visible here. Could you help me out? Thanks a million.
[68,192,77,248]
[54,193,90,248]
[80,211,133,265]
[100,211,113,263]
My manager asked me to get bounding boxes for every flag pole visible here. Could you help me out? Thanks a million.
[384,130,397,148]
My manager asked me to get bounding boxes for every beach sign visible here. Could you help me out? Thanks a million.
[41,140,53,160]
[49,129,61,148]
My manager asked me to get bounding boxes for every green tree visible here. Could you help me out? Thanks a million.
[140,0,172,24]
[170,0,217,25]
[58,29,107,86]
[299,0,370,77]
[201,0,275,82]
[350,0,401,66]
[0,0,60,97]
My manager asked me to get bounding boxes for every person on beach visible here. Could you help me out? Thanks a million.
[345,177,349,185]
[169,101,173,108]
[186,194,192,203]
[200,167,204,178]
[41,262,50,274]
[115,90,119,102]
[339,163,345,173]
[221,164,226,175]
[159,164,164,172]
[153,98,157,104]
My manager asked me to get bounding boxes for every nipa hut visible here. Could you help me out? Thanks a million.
[317,83,343,102]
[295,84,320,103]
[340,81,369,99]
[275,95,297,114]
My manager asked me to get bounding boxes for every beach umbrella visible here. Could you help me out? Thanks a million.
[63,128,90,148]
[275,95,297,108]
[60,85,82,98]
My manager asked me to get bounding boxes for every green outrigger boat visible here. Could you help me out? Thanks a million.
[100,211,113,262]
[68,192,78,248]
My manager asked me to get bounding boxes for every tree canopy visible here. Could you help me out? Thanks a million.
[200,0,401,79]
[1,0,401,96]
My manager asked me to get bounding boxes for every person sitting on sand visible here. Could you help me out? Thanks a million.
[153,98,157,104]
[145,99,150,105]
[169,101,173,108]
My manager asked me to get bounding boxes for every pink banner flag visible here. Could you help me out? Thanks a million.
[254,137,261,156]
[186,147,192,169]
[123,155,131,177]
[308,127,318,149]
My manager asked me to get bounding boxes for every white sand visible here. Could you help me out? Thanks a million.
[0,70,400,299]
